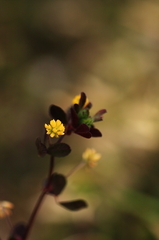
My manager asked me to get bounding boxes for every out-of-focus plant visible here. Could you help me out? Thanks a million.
[1,92,106,240]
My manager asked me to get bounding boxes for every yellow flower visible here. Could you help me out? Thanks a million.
[72,94,89,108]
[82,148,101,168]
[44,119,65,138]
[0,201,14,218]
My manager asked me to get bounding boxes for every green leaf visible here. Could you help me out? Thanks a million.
[35,138,47,157]
[49,173,67,196]
[59,199,88,211]
[47,143,71,157]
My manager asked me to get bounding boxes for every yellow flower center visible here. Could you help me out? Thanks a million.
[44,119,65,138]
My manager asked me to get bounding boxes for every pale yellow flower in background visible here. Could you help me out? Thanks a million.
[72,94,89,108]
[82,148,101,168]
[0,201,14,218]
[66,148,101,178]
[44,119,65,138]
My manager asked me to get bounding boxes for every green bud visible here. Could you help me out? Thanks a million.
[80,117,94,127]
[78,109,89,119]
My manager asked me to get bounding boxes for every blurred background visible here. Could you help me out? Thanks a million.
[0,0,159,239]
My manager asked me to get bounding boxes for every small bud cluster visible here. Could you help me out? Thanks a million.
[44,119,65,138]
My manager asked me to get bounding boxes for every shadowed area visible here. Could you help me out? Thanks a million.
[0,0,159,239]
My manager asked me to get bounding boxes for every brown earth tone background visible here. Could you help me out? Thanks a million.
[0,0,159,239]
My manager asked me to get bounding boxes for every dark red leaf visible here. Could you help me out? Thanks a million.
[93,109,107,122]
[59,199,88,211]
[90,127,102,137]
[9,222,26,240]
[75,124,92,138]
[35,138,47,157]
[70,107,79,127]
[49,105,67,124]
[75,123,90,133]
[49,173,67,196]
[76,131,92,138]
[47,143,71,157]
[79,92,86,109]
[85,102,92,109]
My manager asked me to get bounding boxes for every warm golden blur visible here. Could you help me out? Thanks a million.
[0,1,159,239]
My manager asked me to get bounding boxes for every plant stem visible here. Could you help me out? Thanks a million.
[48,156,54,179]
[66,161,86,178]
[23,134,65,240]
[23,190,46,240]
[23,155,54,240]
[56,134,65,143]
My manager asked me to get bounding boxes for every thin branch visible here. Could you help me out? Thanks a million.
[66,161,86,178]
[23,191,46,240]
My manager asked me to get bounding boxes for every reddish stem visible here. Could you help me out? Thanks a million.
[23,134,65,240]
[23,191,46,240]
